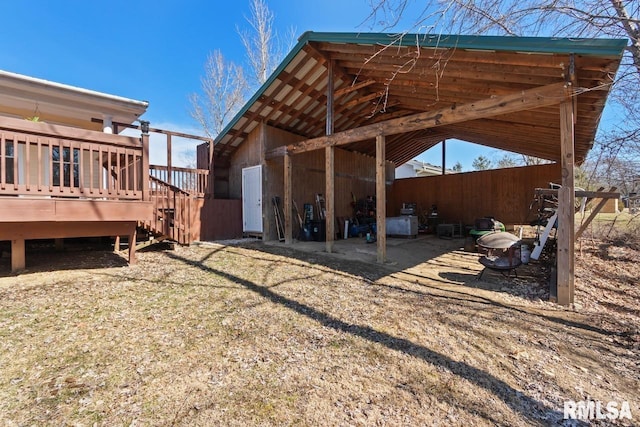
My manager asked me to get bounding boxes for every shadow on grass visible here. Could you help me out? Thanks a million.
[233,238,453,283]
[0,248,127,277]
[235,241,627,340]
[165,249,565,425]
[397,269,629,340]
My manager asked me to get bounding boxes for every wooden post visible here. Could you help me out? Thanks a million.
[208,140,215,198]
[441,140,446,175]
[141,127,150,201]
[557,99,575,305]
[114,236,121,251]
[128,229,137,265]
[54,238,64,251]
[11,239,25,272]
[326,146,335,253]
[284,153,293,244]
[325,59,335,253]
[376,135,386,263]
[575,195,615,240]
[166,134,172,185]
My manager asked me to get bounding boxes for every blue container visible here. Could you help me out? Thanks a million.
[349,223,370,237]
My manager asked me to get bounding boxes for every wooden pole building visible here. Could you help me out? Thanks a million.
[208,32,626,306]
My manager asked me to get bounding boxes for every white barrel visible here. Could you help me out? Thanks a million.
[521,244,531,264]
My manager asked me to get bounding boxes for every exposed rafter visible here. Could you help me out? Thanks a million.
[213,32,625,166]
[266,82,570,158]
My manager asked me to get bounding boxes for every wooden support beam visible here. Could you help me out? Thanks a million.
[326,146,335,253]
[326,59,335,253]
[334,79,376,97]
[575,188,617,240]
[128,229,137,265]
[11,239,25,272]
[265,145,289,160]
[340,91,383,109]
[441,140,446,175]
[167,134,172,185]
[557,99,575,306]
[0,222,137,241]
[91,118,213,142]
[376,135,386,263]
[265,82,568,158]
[114,236,121,252]
[284,153,293,244]
[54,238,64,251]
[535,188,620,199]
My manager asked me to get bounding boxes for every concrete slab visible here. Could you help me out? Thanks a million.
[265,234,468,271]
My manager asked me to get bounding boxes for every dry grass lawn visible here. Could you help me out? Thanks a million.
[0,233,638,426]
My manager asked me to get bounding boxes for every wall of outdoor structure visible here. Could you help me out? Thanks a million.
[262,124,395,241]
[388,163,561,227]
[194,198,243,241]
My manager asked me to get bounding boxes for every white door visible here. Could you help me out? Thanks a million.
[242,165,263,233]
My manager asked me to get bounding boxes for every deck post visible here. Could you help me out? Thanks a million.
[376,134,386,263]
[141,122,150,201]
[557,98,575,305]
[166,134,172,185]
[128,229,137,265]
[11,239,25,272]
[114,236,121,252]
[54,238,64,251]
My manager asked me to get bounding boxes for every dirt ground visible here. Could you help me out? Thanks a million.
[0,232,638,426]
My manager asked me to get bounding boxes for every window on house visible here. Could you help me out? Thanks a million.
[2,141,15,184]
[52,146,80,187]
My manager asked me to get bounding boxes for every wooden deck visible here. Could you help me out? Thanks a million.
[0,116,209,272]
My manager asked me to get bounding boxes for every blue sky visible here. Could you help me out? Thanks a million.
[0,0,562,169]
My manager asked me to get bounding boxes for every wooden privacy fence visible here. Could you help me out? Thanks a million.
[389,163,562,226]
[0,116,144,199]
[149,164,209,197]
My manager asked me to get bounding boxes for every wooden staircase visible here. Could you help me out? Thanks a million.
[137,175,195,248]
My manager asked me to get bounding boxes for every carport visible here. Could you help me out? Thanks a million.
[212,32,626,305]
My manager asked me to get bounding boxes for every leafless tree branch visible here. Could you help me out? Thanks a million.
[189,51,248,139]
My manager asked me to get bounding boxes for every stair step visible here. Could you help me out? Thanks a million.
[135,235,169,251]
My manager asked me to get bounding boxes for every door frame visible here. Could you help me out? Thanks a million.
[242,165,263,234]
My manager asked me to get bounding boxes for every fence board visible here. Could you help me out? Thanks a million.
[389,163,561,226]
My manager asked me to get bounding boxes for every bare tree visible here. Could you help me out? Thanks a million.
[192,0,293,140]
[366,0,640,194]
[367,1,638,70]
[190,51,249,139]
[237,0,294,87]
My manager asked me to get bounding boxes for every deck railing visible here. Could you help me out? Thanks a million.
[0,116,145,200]
[149,164,209,197]
[141,176,193,244]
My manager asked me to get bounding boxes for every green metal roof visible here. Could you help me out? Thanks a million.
[215,32,628,146]
[300,31,628,56]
